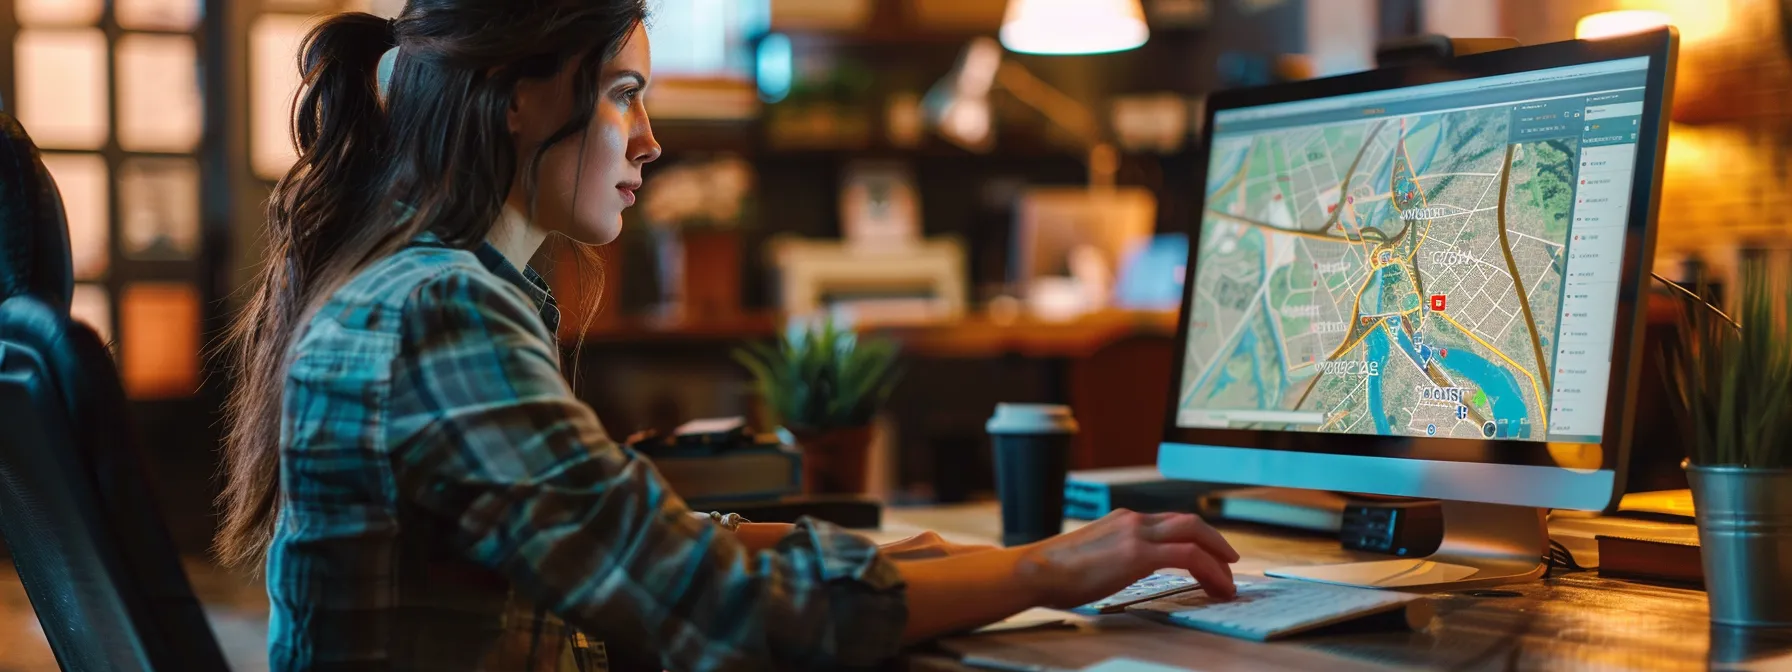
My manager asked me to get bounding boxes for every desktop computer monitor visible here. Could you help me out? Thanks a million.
[1160,29,1678,590]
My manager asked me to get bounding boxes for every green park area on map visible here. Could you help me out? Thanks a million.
[1182,107,1576,441]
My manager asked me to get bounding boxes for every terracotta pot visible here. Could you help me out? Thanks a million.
[793,426,873,495]
[681,228,742,318]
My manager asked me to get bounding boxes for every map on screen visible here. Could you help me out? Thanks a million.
[1178,60,1647,443]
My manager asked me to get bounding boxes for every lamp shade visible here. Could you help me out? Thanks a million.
[1000,0,1148,55]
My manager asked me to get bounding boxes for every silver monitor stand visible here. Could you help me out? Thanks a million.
[1265,501,1546,590]
[1158,443,1617,591]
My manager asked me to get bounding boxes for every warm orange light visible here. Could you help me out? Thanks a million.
[1576,10,1672,40]
[1546,442,1604,473]
[1577,1,1730,43]
[121,283,200,398]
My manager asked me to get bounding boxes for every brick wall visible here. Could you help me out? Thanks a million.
[1496,0,1792,278]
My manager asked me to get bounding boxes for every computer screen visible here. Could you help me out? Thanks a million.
[1177,55,1650,447]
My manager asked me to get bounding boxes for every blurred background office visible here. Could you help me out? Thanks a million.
[0,0,1782,667]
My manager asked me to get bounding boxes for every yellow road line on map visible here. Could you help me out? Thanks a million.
[1329,314,1381,359]
[1319,411,1347,431]
[1434,311,1548,429]
[1205,210,1346,242]
[1391,124,1432,320]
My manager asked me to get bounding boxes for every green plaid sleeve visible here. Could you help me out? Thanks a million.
[384,268,908,671]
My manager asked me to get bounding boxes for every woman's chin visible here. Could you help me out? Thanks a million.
[568,215,624,246]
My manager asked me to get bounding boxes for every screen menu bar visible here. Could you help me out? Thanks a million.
[1545,113,1640,442]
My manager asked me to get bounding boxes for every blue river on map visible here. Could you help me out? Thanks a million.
[1203,309,1278,408]
[1366,328,1392,434]
[1208,144,1253,197]
[1258,295,1285,406]
[1367,115,1441,197]
[1362,319,1531,437]
[1364,267,1393,434]
[1248,325,1270,407]
[1394,324,1530,433]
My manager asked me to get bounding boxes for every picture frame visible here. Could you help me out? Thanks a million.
[839,161,922,250]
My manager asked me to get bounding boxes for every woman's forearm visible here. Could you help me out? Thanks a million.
[894,547,1043,643]
[734,522,1042,640]
[732,522,794,552]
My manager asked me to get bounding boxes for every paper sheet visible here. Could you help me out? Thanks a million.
[1080,659,1202,672]
[973,607,1079,634]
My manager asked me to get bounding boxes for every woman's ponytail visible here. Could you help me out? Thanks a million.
[216,12,397,570]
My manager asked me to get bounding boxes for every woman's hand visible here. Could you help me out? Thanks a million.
[1016,509,1238,610]
[894,508,1238,642]
[878,531,999,561]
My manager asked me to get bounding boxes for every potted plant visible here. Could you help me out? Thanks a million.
[1661,254,1792,627]
[733,316,902,495]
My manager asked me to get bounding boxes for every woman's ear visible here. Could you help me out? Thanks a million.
[506,75,567,140]
[508,77,544,138]
[506,91,523,135]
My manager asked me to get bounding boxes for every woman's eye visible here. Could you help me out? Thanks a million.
[616,87,640,105]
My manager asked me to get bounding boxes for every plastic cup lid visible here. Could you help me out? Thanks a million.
[986,403,1079,434]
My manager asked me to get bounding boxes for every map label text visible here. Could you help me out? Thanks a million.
[1420,386,1470,403]
[1429,251,1476,267]
[1401,207,1449,221]
[1317,360,1380,376]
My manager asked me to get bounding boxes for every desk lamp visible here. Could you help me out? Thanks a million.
[924,36,1121,188]
[924,0,1150,188]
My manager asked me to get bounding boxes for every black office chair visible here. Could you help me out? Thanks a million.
[0,111,230,671]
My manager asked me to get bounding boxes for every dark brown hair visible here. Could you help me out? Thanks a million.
[216,0,648,569]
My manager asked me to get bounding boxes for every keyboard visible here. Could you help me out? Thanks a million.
[1128,577,1433,641]
[1071,573,1204,615]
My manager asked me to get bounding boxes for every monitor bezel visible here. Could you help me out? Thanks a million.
[1160,28,1678,512]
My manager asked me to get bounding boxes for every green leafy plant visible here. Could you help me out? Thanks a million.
[732,316,903,435]
[1662,255,1792,468]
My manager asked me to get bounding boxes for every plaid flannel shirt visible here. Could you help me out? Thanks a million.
[268,233,907,671]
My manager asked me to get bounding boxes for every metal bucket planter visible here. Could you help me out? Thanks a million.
[1687,465,1792,627]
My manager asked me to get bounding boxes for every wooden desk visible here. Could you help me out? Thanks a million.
[875,503,1792,672]
[565,308,1177,359]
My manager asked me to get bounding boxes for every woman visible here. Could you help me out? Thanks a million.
[217,2,1240,670]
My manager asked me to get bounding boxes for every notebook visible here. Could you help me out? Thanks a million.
[1596,535,1703,586]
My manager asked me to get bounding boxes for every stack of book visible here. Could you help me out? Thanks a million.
[632,418,801,509]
